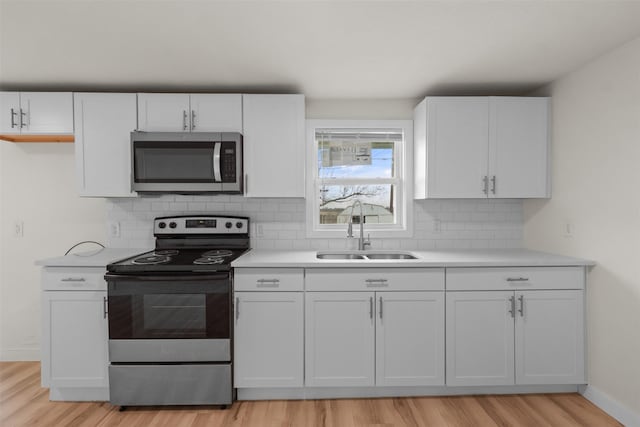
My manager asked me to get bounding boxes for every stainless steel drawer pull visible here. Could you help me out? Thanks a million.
[20,109,27,128]
[191,110,196,130]
[61,277,86,282]
[10,108,17,128]
[506,277,529,282]
[508,295,515,318]
[482,175,489,195]
[256,279,280,287]
[491,175,496,195]
[369,297,373,319]
[182,110,188,130]
[235,297,240,320]
[365,279,388,287]
[103,296,108,319]
[518,295,524,317]
[379,296,383,319]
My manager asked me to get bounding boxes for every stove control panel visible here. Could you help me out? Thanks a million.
[154,216,249,235]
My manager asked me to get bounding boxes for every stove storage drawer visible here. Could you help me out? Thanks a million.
[109,363,232,406]
[234,268,304,291]
[42,267,106,291]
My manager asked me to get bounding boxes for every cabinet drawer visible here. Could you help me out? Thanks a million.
[42,267,106,291]
[234,268,304,291]
[446,267,584,291]
[305,268,444,291]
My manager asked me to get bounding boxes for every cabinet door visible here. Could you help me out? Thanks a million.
[242,94,305,197]
[190,94,242,132]
[515,290,585,384]
[74,93,137,197]
[376,291,445,386]
[234,292,303,388]
[425,97,489,198]
[19,92,73,134]
[446,291,515,386]
[489,97,550,198]
[41,291,109,388]
[137,93,190,131]
[305,292,374,387]
[0,91,21,133]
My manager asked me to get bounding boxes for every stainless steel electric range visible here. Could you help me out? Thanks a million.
[105,215,250,408]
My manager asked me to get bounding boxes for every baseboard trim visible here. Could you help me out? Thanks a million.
[238,384,578,401]
[0,348,40,361]
[581,385,640,427]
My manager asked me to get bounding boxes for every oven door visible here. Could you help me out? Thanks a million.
[106,273,231,362]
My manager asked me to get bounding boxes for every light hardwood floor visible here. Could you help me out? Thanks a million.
[0,362,621,427]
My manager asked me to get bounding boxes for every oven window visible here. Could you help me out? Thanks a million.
[108,280,230,340]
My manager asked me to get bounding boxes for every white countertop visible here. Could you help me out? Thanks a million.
[231,248,595,268]
[36,248,149,267]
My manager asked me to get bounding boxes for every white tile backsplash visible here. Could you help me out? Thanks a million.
[105,195,523,249]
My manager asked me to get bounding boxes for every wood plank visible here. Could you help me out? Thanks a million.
[0,134,74,143]
[0,362,623,427]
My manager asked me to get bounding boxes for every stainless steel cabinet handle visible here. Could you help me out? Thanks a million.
[182,110,188,130]
[19,109,27,128]
[491,175,496,194]
[103,296,108,319]
[506,277,529,282]
[191,110,196,130]
[256,279,280,287]
[518,295,524,317]
[235,297,240,320]
[508,295,515,318]
[10,108,17,128]
[369,297,373,319]
[482,176,489,195]
[365,279,388,287]
[244,174,248,194]
[379,296,383,319]
[61,277,86,282]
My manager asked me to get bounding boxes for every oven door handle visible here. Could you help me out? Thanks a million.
[105,273,230,282]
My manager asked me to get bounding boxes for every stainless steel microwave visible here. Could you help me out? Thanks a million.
[131,131,242,194]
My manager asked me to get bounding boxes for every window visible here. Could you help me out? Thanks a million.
[306,120,413,238]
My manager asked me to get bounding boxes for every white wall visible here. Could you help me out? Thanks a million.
[523,37,640,418]
[0,142,105,360]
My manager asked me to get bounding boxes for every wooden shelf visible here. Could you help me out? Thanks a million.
[0,134,74,143]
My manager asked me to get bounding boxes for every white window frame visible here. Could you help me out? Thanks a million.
[306,119,413,238]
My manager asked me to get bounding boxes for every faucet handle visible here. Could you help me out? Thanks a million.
[363,233,372,249]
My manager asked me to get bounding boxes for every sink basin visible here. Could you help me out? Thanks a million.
[316,252,367,260]
[316,251,418,260]
[365,253,417,260]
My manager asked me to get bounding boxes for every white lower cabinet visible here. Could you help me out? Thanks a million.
[304,268,446,388]
[376,291,445,386]
[445,267,586,387]
[234,292,304,387]
[233,268,304,388]
[41,267,110,401]
[305,292,376,387]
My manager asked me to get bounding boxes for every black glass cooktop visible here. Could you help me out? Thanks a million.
[107,248,248,273]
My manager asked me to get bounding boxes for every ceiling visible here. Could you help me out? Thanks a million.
[2,0,640,99]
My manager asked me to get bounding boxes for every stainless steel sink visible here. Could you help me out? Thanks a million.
[316,251,418,260]
[365,253,417,260]
[316,253,366,260]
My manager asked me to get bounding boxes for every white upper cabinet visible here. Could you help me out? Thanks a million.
[137,93,242,132]
[74,93,137,197]
[137,93,190,131]
[242,94,305,198]
[190,94,242,132]
[414,96,550,199]
[489,97,550,198]
[0,91,73,134]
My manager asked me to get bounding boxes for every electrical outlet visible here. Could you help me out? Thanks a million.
[433,219,442,233]
[564,221,573,238]
[255,224,264,238]
[14,220,24,237]
[108,221,121,238]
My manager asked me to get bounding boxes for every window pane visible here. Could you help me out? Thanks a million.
[317,132,397,179]
[318,185,396,225]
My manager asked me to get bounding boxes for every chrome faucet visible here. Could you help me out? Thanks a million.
[346,200,371,250]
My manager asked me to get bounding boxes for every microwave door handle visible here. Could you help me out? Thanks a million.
[213,142,222,182]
